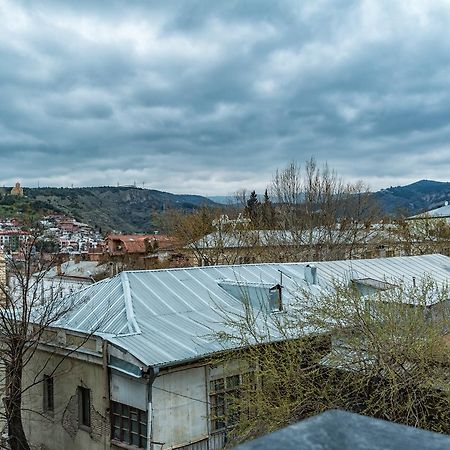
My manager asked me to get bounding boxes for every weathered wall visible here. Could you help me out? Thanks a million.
[22,342,110,450]
[152,365,209,448]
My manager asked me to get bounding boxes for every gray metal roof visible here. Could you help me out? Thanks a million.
[40,260,106,279]
[55,254,450,368]
[410,203,450,219]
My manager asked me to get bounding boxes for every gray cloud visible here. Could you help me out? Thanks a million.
[0,0,450,194]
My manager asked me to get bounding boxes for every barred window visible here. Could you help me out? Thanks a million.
[111,401,147,448]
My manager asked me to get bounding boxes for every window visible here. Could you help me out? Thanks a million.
[78,386,91,429]
[43,375,54,413]
[111,401,147,448]
[209,375,243,432]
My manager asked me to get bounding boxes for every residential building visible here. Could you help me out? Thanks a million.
[20,254,450,450]
[106,233,183,267]
[0,230,29,251]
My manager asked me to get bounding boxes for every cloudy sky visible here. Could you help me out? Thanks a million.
[1,0,450,195]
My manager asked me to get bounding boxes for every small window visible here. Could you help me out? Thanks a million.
[43,375,54,413]
[78,386,91,429]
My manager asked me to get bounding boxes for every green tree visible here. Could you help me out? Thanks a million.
[245,191,260,224]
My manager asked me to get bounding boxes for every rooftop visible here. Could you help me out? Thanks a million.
[55,254,450,369]
[410,202,450,219]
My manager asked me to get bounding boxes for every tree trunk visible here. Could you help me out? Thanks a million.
[5,359,30,450]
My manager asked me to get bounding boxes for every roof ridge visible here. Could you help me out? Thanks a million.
[120,272,141,334]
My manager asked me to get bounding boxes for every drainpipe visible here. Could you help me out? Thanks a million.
[102,340,110,450]
[142,366,160,450]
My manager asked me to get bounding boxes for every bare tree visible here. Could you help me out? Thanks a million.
[0,228,92,450]
[155,159,382,266]
[267,158,381,261]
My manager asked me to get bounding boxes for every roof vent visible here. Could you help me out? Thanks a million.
[304,264,318,285]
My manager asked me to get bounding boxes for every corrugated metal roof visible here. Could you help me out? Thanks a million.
[193,228,388,249]
[55,254,450,368]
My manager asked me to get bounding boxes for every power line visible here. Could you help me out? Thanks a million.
[152,385,210,405]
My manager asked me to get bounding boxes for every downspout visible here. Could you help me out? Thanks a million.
[102,340,110,450]
[143,366,160,450]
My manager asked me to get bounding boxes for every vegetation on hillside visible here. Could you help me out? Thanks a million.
[10,186,217,233]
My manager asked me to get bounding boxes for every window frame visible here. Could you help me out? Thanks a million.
[78,386,91,431]
[43,374,54,414]
[209,374,246,433]
[110,401,148,449]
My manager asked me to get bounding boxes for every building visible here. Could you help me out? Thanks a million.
[21,254,450,450]
[10,182,24,196]
[408,202,450,225]
[31,259,109,300]
[0,230,29,251]
[106,234,175,255]
[189,226,405,266]
[106,233,183,267]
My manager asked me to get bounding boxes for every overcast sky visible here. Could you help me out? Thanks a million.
[1,0,450,195]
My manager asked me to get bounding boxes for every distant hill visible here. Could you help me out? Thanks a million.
[374,180,450,215]
[1,180,449,232]
[18,186,216,233]
[207,195,232,205]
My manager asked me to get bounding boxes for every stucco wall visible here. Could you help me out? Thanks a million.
[152,365,209,448]
[22,345,109,450]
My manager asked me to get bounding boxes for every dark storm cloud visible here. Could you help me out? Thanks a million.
[1,0,450,193]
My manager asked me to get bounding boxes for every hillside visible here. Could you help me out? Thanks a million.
[1,180,449,232]
[5,186,217,233]
[374,180,450,215]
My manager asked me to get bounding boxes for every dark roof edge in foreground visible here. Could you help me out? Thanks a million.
[232,410,450,450]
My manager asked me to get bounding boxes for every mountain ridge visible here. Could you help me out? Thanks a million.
[1,180,449,232]
[374,179,450,215]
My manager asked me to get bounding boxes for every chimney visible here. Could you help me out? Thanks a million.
[56,263,62,276]
[304,264,318,285]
